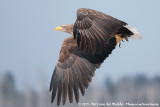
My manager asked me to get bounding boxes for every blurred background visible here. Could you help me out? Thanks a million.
[0,0,160,107]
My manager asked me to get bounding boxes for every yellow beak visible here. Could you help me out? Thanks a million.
[55,26,63,31]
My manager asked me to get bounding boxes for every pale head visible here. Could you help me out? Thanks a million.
[55,24,74,35]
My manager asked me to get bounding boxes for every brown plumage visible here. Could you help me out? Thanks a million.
[50,8,140,106]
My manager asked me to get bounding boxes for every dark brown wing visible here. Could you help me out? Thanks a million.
[73,8,127,54]
[50,36,117,106]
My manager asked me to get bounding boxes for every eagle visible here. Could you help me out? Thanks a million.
[50,8,141,106]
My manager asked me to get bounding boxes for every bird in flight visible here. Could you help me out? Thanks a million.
[50,8,141,106]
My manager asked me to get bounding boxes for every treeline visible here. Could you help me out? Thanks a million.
[0,72,160,107]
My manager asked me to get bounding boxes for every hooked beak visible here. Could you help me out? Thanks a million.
[55,26,63,31]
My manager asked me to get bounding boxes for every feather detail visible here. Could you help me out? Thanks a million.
[125,25,142,39]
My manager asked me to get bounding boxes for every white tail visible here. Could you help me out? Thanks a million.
[125,25,142,39]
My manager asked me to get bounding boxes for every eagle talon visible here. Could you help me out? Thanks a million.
[116,34,123,48]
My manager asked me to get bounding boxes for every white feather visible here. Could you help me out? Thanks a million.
[124,25,142,39]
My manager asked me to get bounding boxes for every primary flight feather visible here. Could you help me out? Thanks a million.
[50,8,141,106]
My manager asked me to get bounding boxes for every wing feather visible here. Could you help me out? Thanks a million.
[62,71,68,105]
[57,69,63,106]
[74,8,127,54]
[68,69,74,103]
[50,36,117,105]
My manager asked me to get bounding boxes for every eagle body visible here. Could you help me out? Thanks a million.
[50,8,141,106]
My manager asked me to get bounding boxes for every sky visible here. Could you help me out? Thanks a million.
[0,0,160,91]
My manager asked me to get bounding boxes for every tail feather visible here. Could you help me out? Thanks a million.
[125,25,142,39]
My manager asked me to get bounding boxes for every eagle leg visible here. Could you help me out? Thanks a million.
[115,34,122,48]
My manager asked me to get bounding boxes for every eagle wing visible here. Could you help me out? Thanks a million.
[73,8,127,54]
[50,37,117,106]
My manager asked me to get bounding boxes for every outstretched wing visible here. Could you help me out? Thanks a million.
[73,8,127,54]
[50,37,117,106]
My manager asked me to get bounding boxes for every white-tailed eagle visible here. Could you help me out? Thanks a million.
[50,8,141,106]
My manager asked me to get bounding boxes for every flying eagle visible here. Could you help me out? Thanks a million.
[50,8,141,106]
